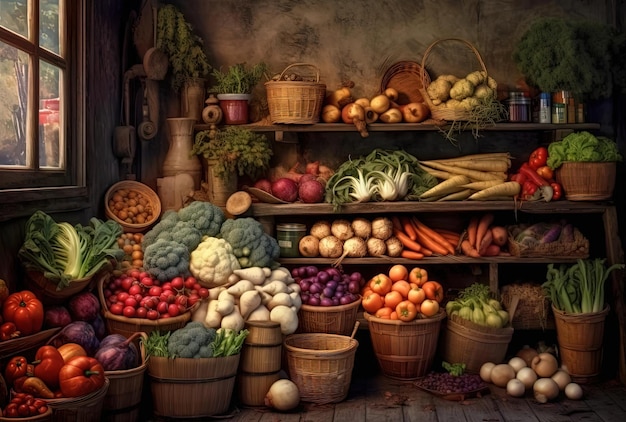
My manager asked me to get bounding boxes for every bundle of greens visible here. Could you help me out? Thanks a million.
[18,210,124,290]
[546,131,622,170]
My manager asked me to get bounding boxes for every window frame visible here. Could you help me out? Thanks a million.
[0,0,87,222]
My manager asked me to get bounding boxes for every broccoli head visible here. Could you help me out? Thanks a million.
[167,321,217,358]
[143,238,191,282]
[141,211,180,249]
[177,200,225,237]
[220,217,280,268]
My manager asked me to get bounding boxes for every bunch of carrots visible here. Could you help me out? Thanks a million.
[459,213,509,257]
[392,215,461,260]
[419,153,520,201]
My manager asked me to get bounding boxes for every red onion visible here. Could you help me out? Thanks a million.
[298,179,325,203]
[253,178,273,194]
[271,178,299,202]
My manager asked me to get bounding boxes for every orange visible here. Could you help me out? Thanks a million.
[388,264,409,282]
[384,290,404,310]
[391,279,411,298]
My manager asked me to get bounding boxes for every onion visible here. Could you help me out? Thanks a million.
[479,362,496,383]
[564,382,583,400]
[516,366,538,390]
[253,178,273,194]
[298,179,325,203]
[508,356,528,373]
[506,378,526,397]
[551,369,571,391]
[271,178,299,202]
[265,379,300,411]
[516,345,539,367]
[533,377,560,403]
[531,352,559,378]
[490,363,516,388]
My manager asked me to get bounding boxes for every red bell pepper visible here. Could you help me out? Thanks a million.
[528,146,548,170]
[32,345,66,389]
[519,163,554,201]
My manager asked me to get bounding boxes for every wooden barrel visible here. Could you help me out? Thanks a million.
[237,321,283,406]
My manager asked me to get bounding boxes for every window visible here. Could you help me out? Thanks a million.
[0,0,86,215]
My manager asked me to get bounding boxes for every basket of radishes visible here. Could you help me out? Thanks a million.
[291,265,364,336]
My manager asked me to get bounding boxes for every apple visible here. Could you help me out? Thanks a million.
[401,102,430,123]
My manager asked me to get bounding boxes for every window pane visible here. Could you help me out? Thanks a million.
[0,0,29,38]
[0,40,28,167]
[40,59,62,168]
[40,0,60,55]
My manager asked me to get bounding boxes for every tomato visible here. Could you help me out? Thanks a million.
[128,284,143,296]
[187,294,200,307]
[109,303,124,315]
[116,292,130,303]
[168,303,180,317]
[135,306,148,319]
[551,181,563,200]
[58,356,106,398]
[148,286,162,296]
[170,277,184,290]
[123,306,136,318]
[175,295,188,308]
[124,297,138,308]
[420,299,440,317]
[375,306,393,319]
[4,355,29,385]
[528,146,548,170]
[388,264,409,282]
[408,267,428,286]
[4,402,19,417]
[536,165,553,180]
[422,281,444,303]
[184,276,197,289]
[407,285,426,305]
[146,309,159,320]
[156,301,169,315]
[2,290,44,335]
[120,276,134,291]
[384,290,404,310]
[1,321,20,341]
[361,291,384,314]
[390,280,411,298]
[369,273,392,295]
[32,345,65,388]
[197,288,209,299]
[396,300,418,322]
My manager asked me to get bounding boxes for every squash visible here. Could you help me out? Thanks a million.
[57,343,88,363]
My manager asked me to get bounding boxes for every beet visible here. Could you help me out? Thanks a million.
[68,291,101,322]
[271,178,298,202]
[298,179,325,203]
[95,333,140,371]
[50,321,100,356]
[44,306,72,328]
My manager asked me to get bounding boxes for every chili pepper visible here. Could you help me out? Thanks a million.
[1,321,20,341]
[551,182,563,200]
[522,180,539,201]
[520,162,550,186]
[509,172,526,184]
[528,146,548,170]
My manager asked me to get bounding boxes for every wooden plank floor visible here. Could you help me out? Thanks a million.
[141,330,626,422]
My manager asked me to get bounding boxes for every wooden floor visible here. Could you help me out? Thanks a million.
[140,330,626,422]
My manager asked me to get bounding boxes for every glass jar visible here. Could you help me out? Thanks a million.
[507,92,531,122]
[276,223,306,257]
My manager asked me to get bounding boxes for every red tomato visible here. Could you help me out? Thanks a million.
[141,276,154,287]
[148,286,162,296]
[175,295,188,307]
[123,306,136,318]
[128,284,143,296]
[156,301,169,315]
[121,276,134,291]
[184,276,197,289]
[146,309,159,320]
[161,282,172,291]
[129,269,141,280]
[422,281,444,303]
[170,277,184,290]
[135,307,148,319]
[187,294,200,307]
[197,288,209,299]
[109,303,124,315]
[2,290,44,335]
[116,292,130,303]
[168,303,180,317]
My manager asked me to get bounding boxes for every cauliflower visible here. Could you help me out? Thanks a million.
[219,218,280,268]
[449,78,475,101]
[167,321,217,358]
[143,238,191,282]
[190,236,240,288]
[177,200,225,237]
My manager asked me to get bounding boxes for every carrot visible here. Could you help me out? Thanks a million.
[400,215,417,241]
[460,239,481,258]
[394,229,422,252]
[401,250,424,260]
[419,246,433,256]
[412,217,456,255]
[478,229,493,256]
[475,213,495,251]
[467,181,521,200]
[441,233,461,247]
[467,216,479,248]
[414,228,449,256]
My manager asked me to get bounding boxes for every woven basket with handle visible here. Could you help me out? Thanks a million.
[420,38,489,121]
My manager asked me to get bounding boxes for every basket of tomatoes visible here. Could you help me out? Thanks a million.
[0,393,53,421]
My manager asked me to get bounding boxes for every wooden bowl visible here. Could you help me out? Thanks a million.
[105,180,161,233]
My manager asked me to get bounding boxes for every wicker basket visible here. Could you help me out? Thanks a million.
[284,333,358,404]
[556,161,616,201]
[507,225,589,258]
[265,63,326,124]
[420,38,489,121]
[103,332,148,414]
[0,407,53,422]
[364,310,446,379]
[98,274,191,337]
[380,61,431,105]
[297,297,361,336]
[105,180,161,233]
[147,354,240,418]
[0,328,61,360]
[439,315,514,373]
[46,378,109,422]
[24,270,103,305]
[501,283,554,330]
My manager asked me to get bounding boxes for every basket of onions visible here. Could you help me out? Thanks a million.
[291,265,365,336]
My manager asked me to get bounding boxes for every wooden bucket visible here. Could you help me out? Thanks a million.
[46,378,109,422]
[552,305,609,383]
[365,310,446,379]
[237,321,283,406]
[147,354,240,418]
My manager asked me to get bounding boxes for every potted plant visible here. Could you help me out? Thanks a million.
[156,4,212,119]
[192,126,273,205]
[210,62,269,124]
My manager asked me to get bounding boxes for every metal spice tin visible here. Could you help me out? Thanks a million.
[276,223,306,257]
